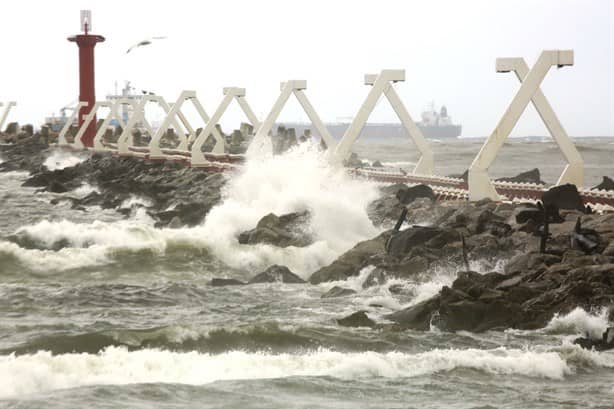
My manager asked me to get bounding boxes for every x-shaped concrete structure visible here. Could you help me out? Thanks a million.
[469,50,581,200]
[334,70,434,174]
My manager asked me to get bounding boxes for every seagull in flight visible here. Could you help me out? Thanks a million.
[126,36,167,54]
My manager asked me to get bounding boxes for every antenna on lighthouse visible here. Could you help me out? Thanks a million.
[80,10,92,34]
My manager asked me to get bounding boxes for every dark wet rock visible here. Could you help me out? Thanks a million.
[541,184,586,212]
[367,184,436,227]
[47,180,69,193]
[1,138,229,228]
[386,296,441,331]
[238,211,312,248]
[395,184,435,205]
[248,265,306,284]
[209,278,246,287]
[496,168,545,185]
[309,231,391,284]
[321,286,357,298]
[592,176,614,192]
[362,256,429,288]
[387,257,614,333]
[343,152,364,168]
[337,311,376,328]
[371,160,383,167]
[386,226,450,256]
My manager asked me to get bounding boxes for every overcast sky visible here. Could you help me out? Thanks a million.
[1,0,612,137]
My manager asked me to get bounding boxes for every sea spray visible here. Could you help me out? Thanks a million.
[198,143,381,276]
[43,150,87,171]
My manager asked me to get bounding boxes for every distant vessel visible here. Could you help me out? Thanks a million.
[416,103,462,139]
[276,103,462,141]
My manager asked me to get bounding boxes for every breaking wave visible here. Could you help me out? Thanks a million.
[2,345,609,398]
[4,143,381,277]
[543,307,610,339]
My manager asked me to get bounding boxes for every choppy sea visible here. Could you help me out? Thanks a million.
[1,137,613,408]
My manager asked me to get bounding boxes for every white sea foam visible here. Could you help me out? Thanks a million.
[543,307,610,339]
[69,183,99,197]
[7,143,381,276]
[0,346,594,398]
[43,150,87,170]
[197,143,381,276]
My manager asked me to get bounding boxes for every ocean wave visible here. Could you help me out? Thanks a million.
[4,324,322,356]
[543,307,610,339]
[2,345,607,398]
[4,144,382,277]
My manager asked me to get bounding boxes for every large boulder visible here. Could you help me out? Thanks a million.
[592,176,614,192]
[309,231,391,284]
[238,211,312,248]
[496,168,545,185]
[248,265,306,284]
[541,184,586,212]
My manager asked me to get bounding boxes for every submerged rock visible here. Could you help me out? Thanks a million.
[248,265,306,284]
[337,311,376,328]
[209,278,246,287]
[321,286,357,298]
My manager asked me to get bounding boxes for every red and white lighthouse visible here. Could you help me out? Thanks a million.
[68,10,105,148]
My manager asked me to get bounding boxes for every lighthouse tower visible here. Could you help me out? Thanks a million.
[68,10,105,148]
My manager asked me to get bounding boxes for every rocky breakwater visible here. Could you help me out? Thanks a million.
[0,138,228,228]
[313,183,614,334]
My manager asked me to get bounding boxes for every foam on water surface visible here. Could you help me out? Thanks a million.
[2,345,603,398]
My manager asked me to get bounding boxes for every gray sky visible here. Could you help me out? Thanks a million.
[1,0,612,137]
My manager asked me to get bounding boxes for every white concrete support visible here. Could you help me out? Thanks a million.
[191,87,261,166]
[249,80,335,154]
[58,102,88,146]
[92,99,136,151]
[0,101,16,133]
[73,101,113,149]
[468,50,576,201]
[333,70,433,174]
[148,91,223,159]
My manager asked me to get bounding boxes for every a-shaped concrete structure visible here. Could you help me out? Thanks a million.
[468,50,580,201]
[0,102,16,133]
[249,80,335,154]
[191,87,260,166]
[334,70,434,174]
[148,90,222,160]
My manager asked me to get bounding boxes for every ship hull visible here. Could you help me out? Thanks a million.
[274,123,462,140]
[416,124,462,139]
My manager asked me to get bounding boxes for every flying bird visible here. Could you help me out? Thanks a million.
[126,36,167,54]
